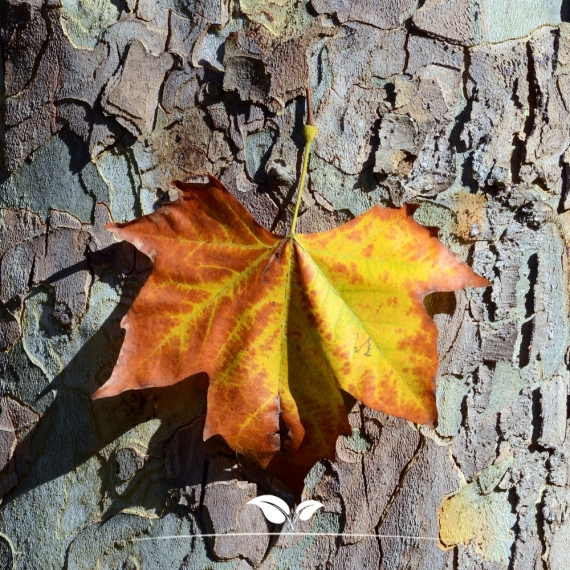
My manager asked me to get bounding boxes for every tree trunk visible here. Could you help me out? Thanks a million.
[1,1,570,568]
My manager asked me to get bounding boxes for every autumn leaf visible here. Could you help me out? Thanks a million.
[92,174,489,494]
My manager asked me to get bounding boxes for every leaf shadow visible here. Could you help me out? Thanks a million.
[2,246,224,512]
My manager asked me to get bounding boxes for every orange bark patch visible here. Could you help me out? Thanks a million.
[453,192,487,241]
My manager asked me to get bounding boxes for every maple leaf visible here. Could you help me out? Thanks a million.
[92,175,489,493]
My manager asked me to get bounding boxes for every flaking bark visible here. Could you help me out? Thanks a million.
[1,1,570,568]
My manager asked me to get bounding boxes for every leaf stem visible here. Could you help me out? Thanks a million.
[290,88,318,236]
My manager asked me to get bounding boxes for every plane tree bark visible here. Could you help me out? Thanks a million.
[1,1,570,569]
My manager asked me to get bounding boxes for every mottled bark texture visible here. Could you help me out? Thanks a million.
[1,1,570,569]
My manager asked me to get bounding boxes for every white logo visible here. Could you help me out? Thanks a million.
[247,495,324,528]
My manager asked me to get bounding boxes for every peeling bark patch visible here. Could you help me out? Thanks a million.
[0,204,114,349]
[60,0,125,50]
[0,396,40,504]
[223,20,337,111]
[239,0,314,37]
[453,192,487,241]
[439,475,516,564]
[102,40,173,137]
[312,0,418,30]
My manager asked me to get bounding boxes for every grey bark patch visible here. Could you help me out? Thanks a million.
[413,0,480,46]
[519,27,570,198]
[203,483,270,565]
[0,202,113,348]
[480,320,519,362]
[414,0,562,46]
[3,103,57,173]
[312,0,418,29]
[0,0,46,99]
[102,40,173,136]
[543,487,570,570]
[245,129,279,183]
[162,68,200,114]
[0,130,108,222]
[406,34,465,75]
[374,63,462,203]
[220,162,280,231]
[0,396,40,504]
[0,208,45,352]
[140,106,232,188]
[223,19,336,111]
[114,446,146,482]
[316,24,406,175]
[374,114,420,178]
[168,11,209,64]
[538,375,568,448]
[452,364,502,481]
[436,375,471,437]
[0,535,13,570]
[434,290,483,376]
[481,362,526,419]
[461,39,530,189]
[378,437,458,570]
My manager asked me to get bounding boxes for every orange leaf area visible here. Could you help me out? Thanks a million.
[93,176,489,493]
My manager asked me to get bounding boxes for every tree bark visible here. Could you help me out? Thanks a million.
[1,1,570,569]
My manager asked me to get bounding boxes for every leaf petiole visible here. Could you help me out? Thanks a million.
[290,87,318,236]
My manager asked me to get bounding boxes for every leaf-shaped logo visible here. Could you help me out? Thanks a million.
[247,495,290,524]
[247,496,324,528]
[295,500,324,521]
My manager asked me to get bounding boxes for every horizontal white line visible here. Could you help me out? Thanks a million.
[128,532,438,542]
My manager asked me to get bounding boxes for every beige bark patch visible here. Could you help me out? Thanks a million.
[439,461,516,565]
[453,192,487,241]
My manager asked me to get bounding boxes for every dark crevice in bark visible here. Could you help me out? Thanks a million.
[482,278,498,323]
[518,318,534,369]
[534,486,549,570]
[512,41,537,186]
[562,0,570,22]
[531,387,544,449]
[506,487,520,570]
[524,252,538,318]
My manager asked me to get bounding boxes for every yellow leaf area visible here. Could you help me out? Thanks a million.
[93,176,489,493]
